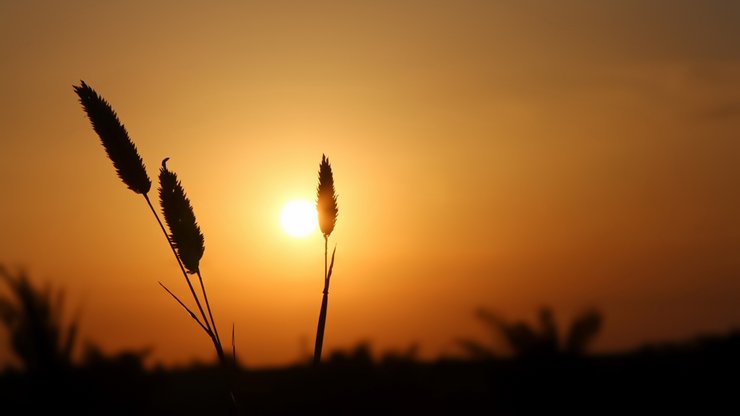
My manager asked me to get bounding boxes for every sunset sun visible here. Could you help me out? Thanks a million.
[280,199,318,238]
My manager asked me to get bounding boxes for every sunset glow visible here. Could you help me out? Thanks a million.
[280,200,318,238]
[1,1,739,374]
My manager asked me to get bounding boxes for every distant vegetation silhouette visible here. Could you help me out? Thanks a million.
[1,269,736,414]
[0,266,154,412]
[458,306,602,359]
[0,266,78,374]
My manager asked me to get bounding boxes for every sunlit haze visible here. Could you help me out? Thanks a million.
[1,1,739,370]
[281,200,318,238]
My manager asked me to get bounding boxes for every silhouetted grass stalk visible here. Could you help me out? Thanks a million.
[198,270,223,351]
[74,81,224,358]
[313,154,339,365]
[74,81,232,406]
[144,193,214,336]
[158,158,224,360]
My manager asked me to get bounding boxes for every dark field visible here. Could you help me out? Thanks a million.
[1,331,737,415]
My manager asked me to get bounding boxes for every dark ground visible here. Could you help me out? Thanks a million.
[1,330,738,415]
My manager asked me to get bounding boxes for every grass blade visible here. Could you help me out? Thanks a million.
[158,282,208,333]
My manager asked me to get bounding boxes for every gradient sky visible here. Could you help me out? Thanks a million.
[1,0,739,368]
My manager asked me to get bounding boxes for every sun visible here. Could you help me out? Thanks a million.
[280,199,318,238]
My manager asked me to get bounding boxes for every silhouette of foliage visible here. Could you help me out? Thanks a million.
[81,343,151,374]
[0,266,79,374]
[380,343,420,367]
[564,307,602,355]
[459,306,603,359]
[324,342,374,369]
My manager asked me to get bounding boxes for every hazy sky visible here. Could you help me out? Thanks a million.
[1,0,739,368]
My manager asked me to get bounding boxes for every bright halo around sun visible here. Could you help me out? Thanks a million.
[280,199,318,238]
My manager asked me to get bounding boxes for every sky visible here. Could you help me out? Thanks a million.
[1,0,739,369]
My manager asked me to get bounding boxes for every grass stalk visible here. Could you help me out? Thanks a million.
[313,235,330,365]
[75,81,234,409]
[313,243,337,365]
[313,154,339,366]
[197,270,223,360]
[144,193,213,335]
[158,282,208,333]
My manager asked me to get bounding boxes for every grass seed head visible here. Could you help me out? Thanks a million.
[73,80,151,195]
[158,158,205,274]
[316,154,338,238]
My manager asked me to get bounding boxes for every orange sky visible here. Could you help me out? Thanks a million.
[1,1,739,369]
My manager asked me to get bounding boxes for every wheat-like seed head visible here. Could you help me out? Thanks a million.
[158,158,205,274]
[73,80,151,195]
[316,154,338,237]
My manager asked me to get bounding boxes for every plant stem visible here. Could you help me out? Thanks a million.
[313,292,329,366]
[143,193,213,335]
[159,281,208,333]
[197,270,224,361]
[146,194,232,410]
[313,235,330,365]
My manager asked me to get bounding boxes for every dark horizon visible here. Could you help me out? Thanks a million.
[2,0,739,370]
[1,267,738,374]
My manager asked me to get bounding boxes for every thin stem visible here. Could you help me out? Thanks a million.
[197,270,224,361]
[232,323,236,365]
[143,193,213,335]
[313,292,329,366]
[230,323,238,412]
[147,196,232,409]
[313,235,330,365]
[158,282,208,333]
